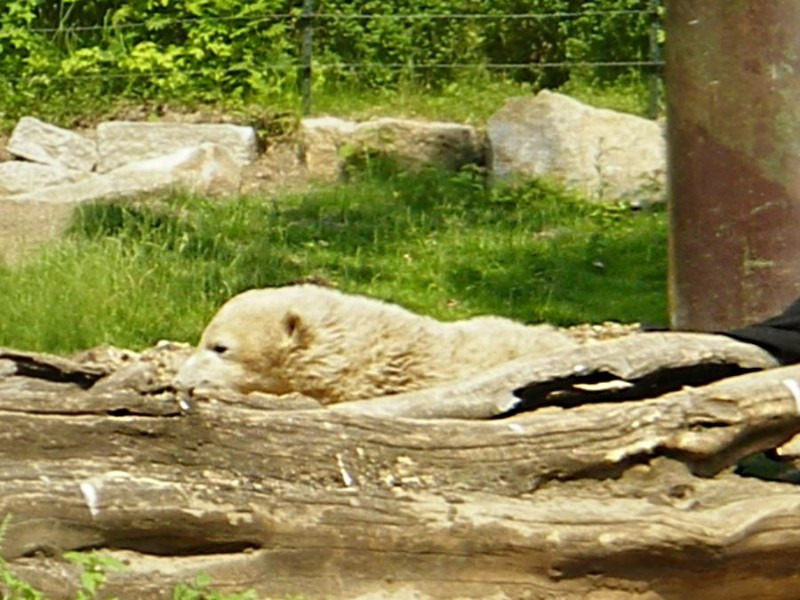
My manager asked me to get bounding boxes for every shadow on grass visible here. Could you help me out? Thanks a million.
[67,163,668,331]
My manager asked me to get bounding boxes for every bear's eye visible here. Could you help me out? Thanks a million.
[210,344,229,355]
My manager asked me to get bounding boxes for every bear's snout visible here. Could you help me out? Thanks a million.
[173,353,206,394]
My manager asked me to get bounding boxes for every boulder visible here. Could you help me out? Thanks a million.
[0,143,242,263]
[8,143,242,205]
[111,142,243,197]
[7,117,97,172]
[95,121,258,172]
[0,162,91,196]
[301,117,483,181]
[300,117,357,180]
[487,91,666,203]
[0,199,76,265]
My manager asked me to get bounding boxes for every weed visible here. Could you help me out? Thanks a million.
[172,572,257,600]
[62,551,123,600]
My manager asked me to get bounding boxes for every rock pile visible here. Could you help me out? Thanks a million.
[0,92,667,262]
[2,116,255,201]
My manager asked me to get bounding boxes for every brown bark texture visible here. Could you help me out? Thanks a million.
[2,334,800,600]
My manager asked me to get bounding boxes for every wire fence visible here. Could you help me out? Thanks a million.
[6,2,664,117]
[26,9,656,33]
[296,1,664,116]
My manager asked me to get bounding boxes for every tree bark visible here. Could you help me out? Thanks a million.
[2,341,800,599]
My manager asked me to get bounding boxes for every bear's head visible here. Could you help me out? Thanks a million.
[174,288,313,396]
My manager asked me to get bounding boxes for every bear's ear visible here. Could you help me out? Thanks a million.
[283,311,310,346]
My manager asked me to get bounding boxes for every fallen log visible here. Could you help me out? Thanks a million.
[7,469,800,600]
[0,347,112,388]
[3,353,800,599]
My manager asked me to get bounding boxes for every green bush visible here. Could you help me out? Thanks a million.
[0,0,660,122]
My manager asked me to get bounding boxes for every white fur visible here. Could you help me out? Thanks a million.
[175,285,577,404]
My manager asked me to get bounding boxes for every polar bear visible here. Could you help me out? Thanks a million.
[174,284,578,404]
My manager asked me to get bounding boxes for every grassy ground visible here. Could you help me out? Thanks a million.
[309,74,656,123]
[0,163,667,354]
[0,73,656,133]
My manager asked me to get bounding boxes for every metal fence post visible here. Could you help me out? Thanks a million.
[666,1,800,330]
[299,0,314,116]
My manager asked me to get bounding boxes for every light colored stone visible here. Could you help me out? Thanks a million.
[487,91,666,203]
[95,121,258,172]
[300,117,357,181]
[0,161,91,196]
[0,199,77,265]
[352,117,482,170]
[1,143,242,264]
[113,142,242,197]
[7,117,97,172]
[9,143,242,206]
[300,116,483,181]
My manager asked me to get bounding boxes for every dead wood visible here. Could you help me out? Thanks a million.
[0,347,112,389]
[2,340,800,599]
[1,367,800,597]
[8,469,800,600]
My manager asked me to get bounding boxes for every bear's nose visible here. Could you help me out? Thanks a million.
[173,354,202,392]
[172,371,192,394]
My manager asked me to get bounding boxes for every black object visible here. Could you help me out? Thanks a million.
[723,297,800,365]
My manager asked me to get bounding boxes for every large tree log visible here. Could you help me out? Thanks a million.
[3,351,800,599]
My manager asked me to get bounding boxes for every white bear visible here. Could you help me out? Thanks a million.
[174,285,578,404]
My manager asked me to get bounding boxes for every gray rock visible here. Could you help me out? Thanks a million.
[9,143,242,205]
[96,121,258,172]
[487,91,666,203]
[1,143,242,264]
[300,117,357,180]
[112,142,242,197]
[0,161,91,196]
[353,117,483,169]
[300,116,483,181]
[7,117,97,172]
[0,199,77,265]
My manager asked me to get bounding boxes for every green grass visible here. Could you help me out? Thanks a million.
[313,74,658,122]
[0,163,667,355]
[0,73,658,135]
[309,74,535,124]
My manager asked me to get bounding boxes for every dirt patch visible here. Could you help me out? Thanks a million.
[240,141,312,196]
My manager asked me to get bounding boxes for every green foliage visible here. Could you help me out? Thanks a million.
[0,516,46,600]
[0,0,662,125]
[0,167,667,354]
[172,572,257,600]
[0,520,258,600]
[62,551,124,600]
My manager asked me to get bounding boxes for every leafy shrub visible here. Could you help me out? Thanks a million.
[0,0,660,120]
